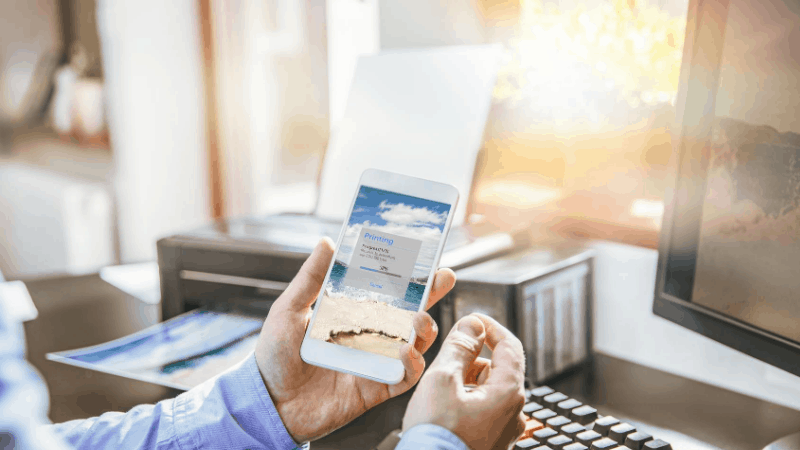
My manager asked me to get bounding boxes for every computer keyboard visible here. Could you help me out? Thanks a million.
[515,386,673,450]
[372,385,676,450]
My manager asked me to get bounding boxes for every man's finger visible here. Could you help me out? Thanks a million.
[471,314,522,352]
[429,315,486,384]
[389,344,425,397]
[485,341,526,386]
[277,238,335,312]
[425,268,456,310]
[471,314,526,390]
[412,312,438,354]
[464,357,491,385]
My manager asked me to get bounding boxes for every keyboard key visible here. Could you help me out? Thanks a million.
[534,427,560,440]
[570,405,598,425]
[533,409,558,422]
[575,430,602,445]
[557,399,583,416]
[564,444,589,450]
[516,438,540,449]
[608,423,636,443]
[544,392,569,409]
[522,420,545,439]
[643,439,672,449]
[524,402,545,416]
[547,416,572,431]
[547,435,574,450]
[624,432,653,450]
[590,438,619,449]
[593,416,620,436]
[561,423,586,438]
[533,447,554,450]
[611,447,632,450]
[530,386,555,402]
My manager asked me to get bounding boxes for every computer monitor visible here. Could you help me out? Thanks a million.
[654,0,800,380]
[655,1,800,446]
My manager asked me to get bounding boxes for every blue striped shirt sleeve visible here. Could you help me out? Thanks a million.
[47,353,302,450]
[396,424,470,450]
[3,293,464,450]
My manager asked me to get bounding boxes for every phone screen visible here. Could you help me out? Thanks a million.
[309,185,452,359]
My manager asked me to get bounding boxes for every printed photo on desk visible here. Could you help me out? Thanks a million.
[309,186,451,359]
[47,310,263,390]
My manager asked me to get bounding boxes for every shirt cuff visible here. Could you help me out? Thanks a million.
[174,352,302,450]
[397,424,470,450]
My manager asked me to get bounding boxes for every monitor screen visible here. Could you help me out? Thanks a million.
[657,0,800,369]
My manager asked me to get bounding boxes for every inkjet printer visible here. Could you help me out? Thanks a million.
[157,214,518,327]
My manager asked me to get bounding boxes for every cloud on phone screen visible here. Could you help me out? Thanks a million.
[338,187,451,280]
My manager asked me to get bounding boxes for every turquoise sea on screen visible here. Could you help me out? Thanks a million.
[329,262,424,311]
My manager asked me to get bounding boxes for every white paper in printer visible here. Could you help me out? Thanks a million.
[47,310,263,391]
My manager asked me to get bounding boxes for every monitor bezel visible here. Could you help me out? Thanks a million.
[653,0,800,378]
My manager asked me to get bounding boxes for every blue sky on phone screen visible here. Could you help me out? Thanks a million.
[338,186,451,279]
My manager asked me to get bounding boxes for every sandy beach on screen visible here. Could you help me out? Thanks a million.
[310,293,415,359]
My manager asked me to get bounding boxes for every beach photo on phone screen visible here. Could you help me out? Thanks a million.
[309,185,451,359]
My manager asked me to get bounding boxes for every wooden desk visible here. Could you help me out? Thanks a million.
[22,274,800,448]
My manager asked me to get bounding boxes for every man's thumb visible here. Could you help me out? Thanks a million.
[431,315,486,381]
[279,237,335,312]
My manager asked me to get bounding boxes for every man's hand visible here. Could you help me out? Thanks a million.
[254,237,456,443]
[402,314,527,450]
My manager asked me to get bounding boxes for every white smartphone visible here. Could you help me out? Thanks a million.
[300,169,459,384]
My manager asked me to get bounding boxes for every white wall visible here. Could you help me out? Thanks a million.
[378,0,486,50]
[590,240,800,412]
[97,0,210,262]
[326,0,380,129]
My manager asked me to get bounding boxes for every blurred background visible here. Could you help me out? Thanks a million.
[0,0,688,279]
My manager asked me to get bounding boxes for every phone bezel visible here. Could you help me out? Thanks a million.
[300,169,459,384]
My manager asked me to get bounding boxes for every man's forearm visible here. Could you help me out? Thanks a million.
[47,354,301,450]
[44,351,468,450]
